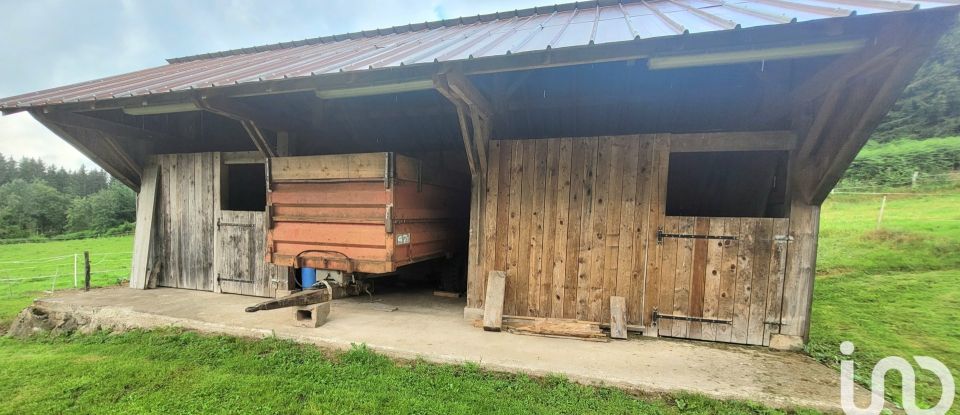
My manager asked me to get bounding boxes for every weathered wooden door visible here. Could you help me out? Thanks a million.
[214,210,280,298]
[655,216,789,346]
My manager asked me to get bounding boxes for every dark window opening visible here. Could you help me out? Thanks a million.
[666,151,788,218]
[222,163,266,212]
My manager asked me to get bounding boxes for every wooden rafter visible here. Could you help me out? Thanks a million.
[39,109,178,143]
[31,110,141,189]
[197,98,278,158]
[434,72,494,176]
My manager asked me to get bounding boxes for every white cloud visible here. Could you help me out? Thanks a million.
[0,112,95,170]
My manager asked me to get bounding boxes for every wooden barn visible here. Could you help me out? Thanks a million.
[3,0,957,347]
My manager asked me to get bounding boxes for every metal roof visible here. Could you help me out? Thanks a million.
[2,0,956,110]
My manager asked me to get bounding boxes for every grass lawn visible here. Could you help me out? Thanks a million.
[0,330,813,415]
[0,236,133,327]
[809,189,960,411]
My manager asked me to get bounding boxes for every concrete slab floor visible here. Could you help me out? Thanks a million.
[24,287,879,413]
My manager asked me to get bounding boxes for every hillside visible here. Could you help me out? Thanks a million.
[871,19,960,142]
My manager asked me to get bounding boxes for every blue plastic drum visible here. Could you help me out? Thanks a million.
[301,267,317,289]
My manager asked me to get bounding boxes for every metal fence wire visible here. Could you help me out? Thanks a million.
[0,251,132,299]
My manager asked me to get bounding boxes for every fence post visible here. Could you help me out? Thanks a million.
[876,195,887,229]
[73,254,78,288]
[84,251,91,291]
[911,171,919,189]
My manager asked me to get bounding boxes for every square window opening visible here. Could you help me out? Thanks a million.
[221,163,267,212]
[665,150,788,218]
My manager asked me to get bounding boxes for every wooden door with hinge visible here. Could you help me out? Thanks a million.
[653,216,790,346]
[214,210,281,298]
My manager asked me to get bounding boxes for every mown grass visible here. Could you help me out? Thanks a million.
[0,329,813,415]
[809,189,960,411]
[0,235,132,326]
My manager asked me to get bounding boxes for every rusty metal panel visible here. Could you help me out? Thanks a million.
[266,153,468,275]
[1,0,955,110]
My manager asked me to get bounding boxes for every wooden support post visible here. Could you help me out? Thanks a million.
[83,251,91,292]
[610,296,628,339]
[483,270,507,331]
[779,200,820,340]
[130,163,160,289]
[876,195,887,229]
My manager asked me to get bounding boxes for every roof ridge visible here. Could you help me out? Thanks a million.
[165,0,631,64]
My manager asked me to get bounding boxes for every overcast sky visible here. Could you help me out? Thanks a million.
[0,0,545,171]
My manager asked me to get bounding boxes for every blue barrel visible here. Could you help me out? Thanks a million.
[301,267,317,289]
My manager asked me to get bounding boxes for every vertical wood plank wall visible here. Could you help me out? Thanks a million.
[469,135,665,326]
[656,217,789,345]
[153,153,217,291]
[467,134,806,346]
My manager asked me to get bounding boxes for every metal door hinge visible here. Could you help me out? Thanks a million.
[652,309,732,325]
[657,226,738,245]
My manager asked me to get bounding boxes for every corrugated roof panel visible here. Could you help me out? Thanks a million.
[2,0,957,109]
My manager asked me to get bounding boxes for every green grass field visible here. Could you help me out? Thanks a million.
[0,236,132,327]
[810,190,960,411]
[0,188,957,413]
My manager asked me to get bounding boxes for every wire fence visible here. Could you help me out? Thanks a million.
[0,251,132,299]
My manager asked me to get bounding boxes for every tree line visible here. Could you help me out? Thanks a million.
[0,154,135,239]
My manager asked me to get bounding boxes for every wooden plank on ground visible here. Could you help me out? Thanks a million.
[610,296,628,339]
[483,270,507,331]
[130,162,160,290]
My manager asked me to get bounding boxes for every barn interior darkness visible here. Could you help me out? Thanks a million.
[666,151,789,218]
[221,163,267,212]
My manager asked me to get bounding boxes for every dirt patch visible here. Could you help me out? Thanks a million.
[7,306,93,338]
[861,228,925,245]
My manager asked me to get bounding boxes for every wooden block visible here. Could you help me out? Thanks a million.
[610,296,628,339]
[130,164,159,290]
[482,271,507,331]
[294,302,331,328]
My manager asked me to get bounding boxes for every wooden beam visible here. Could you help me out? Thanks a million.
[669,130,796,152]
[199,96,311,133]
[791,45,900,104]
[434,74,480,176]
[198,98,277,158]
[30,110,140,189]
[807,46,933,204]
[130,163,159,290]
[39,109,178,143]
[223,151,266,165]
